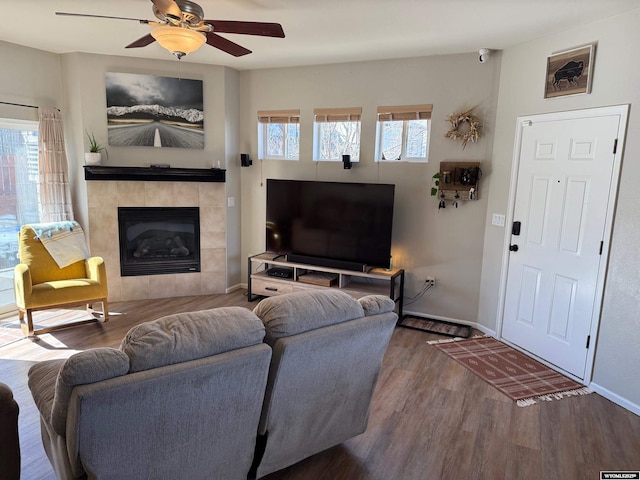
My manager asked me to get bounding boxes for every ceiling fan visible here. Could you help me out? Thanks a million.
[55,0,285,59]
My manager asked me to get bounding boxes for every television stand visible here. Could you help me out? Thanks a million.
[248,253,405,318]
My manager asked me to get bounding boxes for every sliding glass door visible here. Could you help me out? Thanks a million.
[0,119,40,314]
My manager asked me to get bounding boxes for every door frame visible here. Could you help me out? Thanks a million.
[496,105,629,382]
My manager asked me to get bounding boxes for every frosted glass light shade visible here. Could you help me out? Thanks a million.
[151,26,206,59]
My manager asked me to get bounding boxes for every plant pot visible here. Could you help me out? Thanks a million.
[85,152,102,165]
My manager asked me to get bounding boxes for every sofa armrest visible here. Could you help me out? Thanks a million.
[28,349,130,436]
[0,382,20,480]
[13,263,32,309]
[85,257,106,284]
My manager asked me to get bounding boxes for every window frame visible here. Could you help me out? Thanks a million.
[375,104,432,163]
[312,107,362,162]
[257,110,300,161]
[0,117,40,314]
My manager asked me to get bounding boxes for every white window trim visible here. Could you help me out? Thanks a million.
[375,104,432,163]
[374,118,431,163]
[257,109,300,161]
[258,122,300,161]
[312,107,362,162]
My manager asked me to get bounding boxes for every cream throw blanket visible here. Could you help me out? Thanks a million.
[31,221,91,268]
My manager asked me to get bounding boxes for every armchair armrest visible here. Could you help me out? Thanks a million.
[85,257,107,284]
[14,264,32,309]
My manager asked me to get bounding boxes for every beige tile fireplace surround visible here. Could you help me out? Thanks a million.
[86,180,226,302]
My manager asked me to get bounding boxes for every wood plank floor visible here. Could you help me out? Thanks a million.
[1,290,639,480]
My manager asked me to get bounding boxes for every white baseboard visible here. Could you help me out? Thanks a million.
[402,310,496,337]
[225,283,246,294]
[588,382,640,416]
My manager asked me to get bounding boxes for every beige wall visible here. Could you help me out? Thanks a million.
[57,52,241,290]
[239,54,501,325]
[480,9,640,411]
[0,41,61,122]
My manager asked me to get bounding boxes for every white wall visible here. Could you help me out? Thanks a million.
[223,67,242,288]
[239,54,501,324]
[479,8,640,411]
[0,41,62,121]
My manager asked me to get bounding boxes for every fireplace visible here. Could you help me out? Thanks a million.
[118,207,200,277]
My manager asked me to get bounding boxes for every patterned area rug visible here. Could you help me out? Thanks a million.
[430,336,592,406]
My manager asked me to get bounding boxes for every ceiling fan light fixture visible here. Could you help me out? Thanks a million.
[151,25,205,59]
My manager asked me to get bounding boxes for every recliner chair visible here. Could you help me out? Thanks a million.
[251,290,398,478]
[28,307,272,480]
[14,224,108,337]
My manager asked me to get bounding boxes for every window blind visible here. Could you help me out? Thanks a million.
[313,107,362,123]
[257,109,300,124]
[377,104,432,122]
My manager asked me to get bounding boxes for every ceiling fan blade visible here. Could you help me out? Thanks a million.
[204,20,285,38]
[55,12,150,24]
[125,34,157,49]
[205,32,252,57]
[150,0,183,21]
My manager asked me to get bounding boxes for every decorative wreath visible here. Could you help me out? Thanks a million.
[445,108,482,149]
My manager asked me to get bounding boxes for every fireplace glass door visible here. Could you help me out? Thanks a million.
[118,207,200,276]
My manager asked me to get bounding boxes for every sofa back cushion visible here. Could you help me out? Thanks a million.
[253,290,364,342]
[120,307,266,373]
[19,225,86,285]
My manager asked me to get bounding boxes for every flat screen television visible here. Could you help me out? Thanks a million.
[266,179,395,271]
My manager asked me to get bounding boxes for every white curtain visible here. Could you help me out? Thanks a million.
[38,107,74,222]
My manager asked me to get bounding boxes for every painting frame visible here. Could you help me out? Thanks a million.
[544,44,595,99]
[105,72,204,149]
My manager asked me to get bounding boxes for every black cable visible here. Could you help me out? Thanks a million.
[404,282,433,306]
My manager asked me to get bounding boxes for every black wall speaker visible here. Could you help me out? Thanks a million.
[241,153,252,167]
[342,154,352,169]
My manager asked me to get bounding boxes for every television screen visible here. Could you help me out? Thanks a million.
[266,179,395,270]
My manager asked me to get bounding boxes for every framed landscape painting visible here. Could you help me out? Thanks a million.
[544,44,595,99]
[105,72,204,149]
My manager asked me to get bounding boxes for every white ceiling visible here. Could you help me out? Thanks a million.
[3,0,639,70]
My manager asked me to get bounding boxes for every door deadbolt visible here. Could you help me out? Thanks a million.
[509,244,519,252]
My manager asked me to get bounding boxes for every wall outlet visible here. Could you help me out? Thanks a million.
[426,276,435,287]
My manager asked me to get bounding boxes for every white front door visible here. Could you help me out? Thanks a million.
[502,108,626,379]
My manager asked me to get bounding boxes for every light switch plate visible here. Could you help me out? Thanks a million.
[492,213,505,227]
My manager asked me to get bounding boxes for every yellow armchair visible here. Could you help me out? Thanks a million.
[14,225,109,337]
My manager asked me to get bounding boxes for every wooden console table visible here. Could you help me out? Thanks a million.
[248,253,405,318]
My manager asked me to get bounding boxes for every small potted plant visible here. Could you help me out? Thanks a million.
[85,131,108,165]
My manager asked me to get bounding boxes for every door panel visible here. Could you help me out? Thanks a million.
[502,114,620,379]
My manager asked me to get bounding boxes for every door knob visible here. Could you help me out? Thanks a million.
[509,244,519,252]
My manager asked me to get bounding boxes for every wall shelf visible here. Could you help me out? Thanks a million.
[437,161,481,202]
[83,165,225,183]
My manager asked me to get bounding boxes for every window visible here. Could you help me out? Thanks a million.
[257,110,300,160]
[313,107,362,161]
[375,104,432,162]
[0,119,40,312]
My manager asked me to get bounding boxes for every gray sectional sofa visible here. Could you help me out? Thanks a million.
[27,290,397,480]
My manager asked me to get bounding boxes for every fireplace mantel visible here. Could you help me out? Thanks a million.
[84,165,225,183]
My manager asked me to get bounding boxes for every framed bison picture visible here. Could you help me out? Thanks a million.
[544,44,595,99]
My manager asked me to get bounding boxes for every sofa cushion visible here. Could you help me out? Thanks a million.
[253,290,364,341]
[120,307,266,373]
[28,348,129,436]
[359,295,396,316]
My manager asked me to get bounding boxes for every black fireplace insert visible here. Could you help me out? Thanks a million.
[118,207,200,277]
